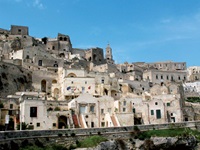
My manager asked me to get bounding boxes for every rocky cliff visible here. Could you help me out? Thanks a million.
[0,62,32,98]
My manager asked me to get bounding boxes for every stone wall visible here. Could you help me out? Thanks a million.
[0,121,200,141]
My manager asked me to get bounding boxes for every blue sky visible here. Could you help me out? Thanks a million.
[1,0,200,66]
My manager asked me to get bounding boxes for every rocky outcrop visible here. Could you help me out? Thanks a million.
[0,62,32,98]
[139,136,197,150]
[83,136,198,150]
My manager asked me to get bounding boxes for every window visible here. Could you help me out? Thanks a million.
[101,109,104,114]
[151,110,154,115]
[166,75,169,80]
[37,123,40,127]
[71,81,74,84]
[90,106,94,113]
[53,123,56,127]
[91,122,94,128]
[132,108,135,113]
[101,122,105,127]
[123,101,126,106]
[85,81,87,84]
[10,104,13,109]
[123,108,126,112]
[155,102,158,105]
[30,107,37,117]
[156,75,158,79]
[161,75,163,79]
[101,78,105,84]
[167,103,170,107]
[38,60,42,66]
[178,76,181,80]
[156,110,161,119]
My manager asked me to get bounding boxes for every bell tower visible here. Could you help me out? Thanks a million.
[105,44,114,64]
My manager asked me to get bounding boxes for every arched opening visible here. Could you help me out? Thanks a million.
[64,37,67,41]
[59,37,63,41]
[67,73,77,77]
[52,46,55,50]
[88,57,91,61]
[104,88,108,96]
[53,64,58,67]
[41,80,46,92]
[54,88,59,99]
[58,115,68,129]
[52,80,57,84]
[59,53,65,58]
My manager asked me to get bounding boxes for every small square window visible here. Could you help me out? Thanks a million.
[53,123,56,127]
[167,103,170,107]
[37,123,40,127]
[71,81,74,84]
[155,102,158,105]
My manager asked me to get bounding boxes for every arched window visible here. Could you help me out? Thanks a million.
[52,80,57,84]
[67,73,77,77]
[54,88,59,99]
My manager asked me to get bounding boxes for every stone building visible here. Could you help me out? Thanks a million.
[105,44,114,64]
[187,66,200,81]
[143,69,187,85]
[11,25,29,35]
[0,25,193,130]
[68,93,118,128]
[46,33,72,59]
[85,47,105,65]
[17,92,72,130]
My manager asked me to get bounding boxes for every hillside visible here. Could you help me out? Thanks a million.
[0,62,32,98]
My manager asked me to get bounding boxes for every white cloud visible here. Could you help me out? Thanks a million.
[33,0,45,9]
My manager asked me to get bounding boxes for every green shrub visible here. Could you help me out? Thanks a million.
[78,135,107,148]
